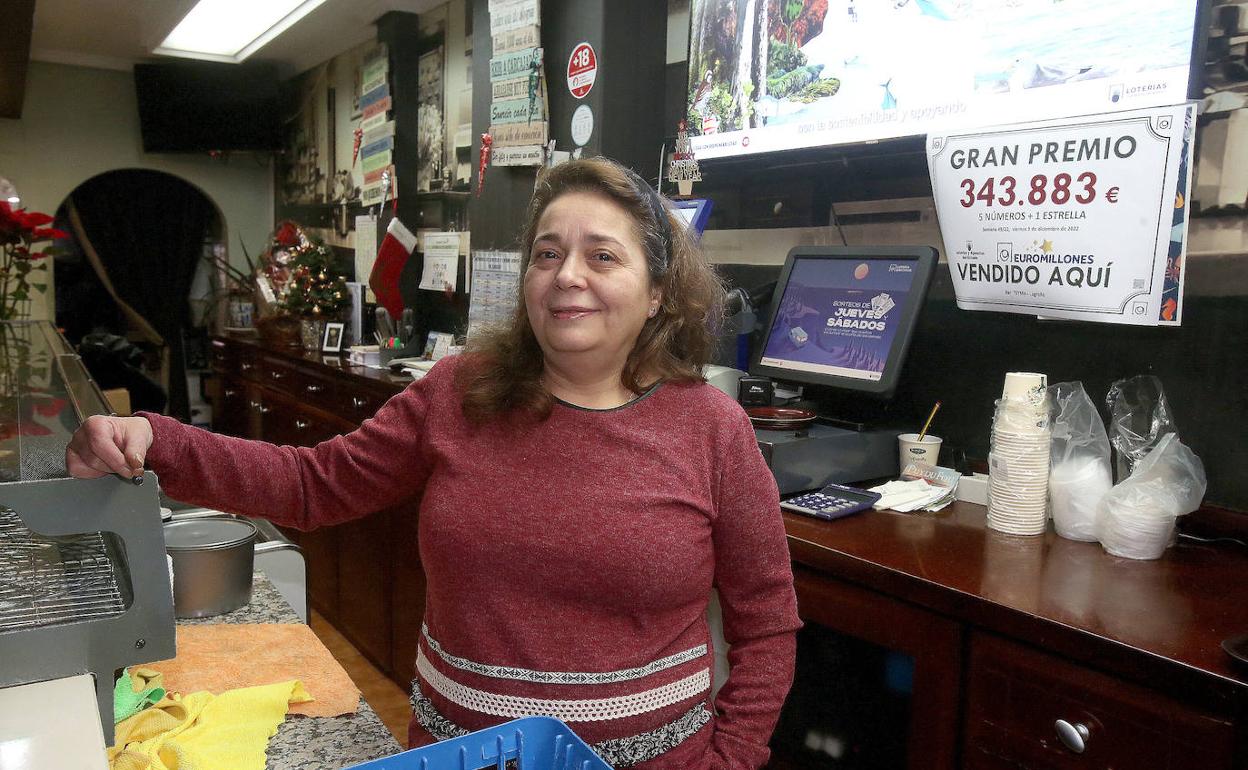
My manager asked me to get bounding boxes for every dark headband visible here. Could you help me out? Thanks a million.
[621,167,672,273]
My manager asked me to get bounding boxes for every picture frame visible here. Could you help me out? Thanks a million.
[322,322,346,353]
[423,330,455,360]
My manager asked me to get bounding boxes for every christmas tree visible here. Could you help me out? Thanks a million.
[668,120,701,196]
[281,240,349,318]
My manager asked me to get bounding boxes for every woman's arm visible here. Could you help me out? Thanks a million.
[68,364,450,531]
[706,410,802,770]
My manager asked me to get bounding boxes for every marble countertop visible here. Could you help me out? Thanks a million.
[180,573,403,769]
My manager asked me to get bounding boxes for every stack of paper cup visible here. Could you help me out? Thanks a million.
[987,372,1051,536]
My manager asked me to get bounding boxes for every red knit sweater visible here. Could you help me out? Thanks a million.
[143,357,800,769]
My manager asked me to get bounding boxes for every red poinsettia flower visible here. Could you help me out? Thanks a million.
[0,201,22,242]
[0,200,62,319]
[31,227,68,241]
[17,210,54,229]
[274,221,300,247]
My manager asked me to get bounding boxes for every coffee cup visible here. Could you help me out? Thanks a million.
[898,433,942,470]
[1002,371,1048,400]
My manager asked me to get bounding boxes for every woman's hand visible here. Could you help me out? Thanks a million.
[66,415,154,480]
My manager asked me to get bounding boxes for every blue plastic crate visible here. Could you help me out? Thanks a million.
[347,716,612,770]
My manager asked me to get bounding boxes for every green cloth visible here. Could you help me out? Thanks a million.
[114,667,167,724]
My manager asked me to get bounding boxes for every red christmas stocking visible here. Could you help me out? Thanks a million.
[369,217,416,319]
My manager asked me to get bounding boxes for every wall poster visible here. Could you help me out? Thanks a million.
[418,47,446,191]
[929,103,1195,326]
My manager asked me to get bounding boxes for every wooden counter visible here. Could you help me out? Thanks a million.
[782,501,1248,768]
[785,501,1248,708]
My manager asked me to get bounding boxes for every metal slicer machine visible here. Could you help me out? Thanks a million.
[0,321,175,759]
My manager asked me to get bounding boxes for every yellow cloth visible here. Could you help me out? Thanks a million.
[108,680,312,770]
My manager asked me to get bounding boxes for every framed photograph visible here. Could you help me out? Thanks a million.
[322,322,346,353]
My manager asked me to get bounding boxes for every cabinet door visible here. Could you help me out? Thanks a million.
[389,499,426,688]
[964,632,1235,769]
[262,388,393,674]
[205,374,248,437]
[768,566,963,770]
[337,507,394,675]
[257,393,344,622]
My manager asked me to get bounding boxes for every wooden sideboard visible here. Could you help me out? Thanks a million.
[207,334,1248,767]
[782,500,1248,768]
[205,334,424,687]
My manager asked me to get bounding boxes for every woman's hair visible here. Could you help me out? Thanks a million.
[457,156,727,424]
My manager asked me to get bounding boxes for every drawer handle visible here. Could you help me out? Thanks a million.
[295,419,310,430]
[270,370,285,380]
[352,397,368,409]
[306,384,323,393]
[224,388,238,398]
[249,400,270,415]
[240,362,255,371]
[1054,719,1090,754]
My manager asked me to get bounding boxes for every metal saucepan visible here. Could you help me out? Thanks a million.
[164,517,257,618]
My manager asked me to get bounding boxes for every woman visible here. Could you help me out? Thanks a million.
[67,158,801,769]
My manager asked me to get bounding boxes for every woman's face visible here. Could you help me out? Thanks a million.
[524,190,660,370]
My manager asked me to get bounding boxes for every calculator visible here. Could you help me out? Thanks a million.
[781,483,881,521]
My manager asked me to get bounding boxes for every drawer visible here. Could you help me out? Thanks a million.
[259,392,347,447]
[257,356,344,415]
[343,387,391,421]
[236,346,262,381]
[964,633,1234,769]
[289,368,339,413]
[260,355,299,389]
[209,338,234,373]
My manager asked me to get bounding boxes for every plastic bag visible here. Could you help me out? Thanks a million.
[1048,382,1112,542]
[1097,433,1207,560]
[1105,375,1176,481]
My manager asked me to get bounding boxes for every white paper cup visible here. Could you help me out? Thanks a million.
[898,433,942,469]
[1002,372,1048,399]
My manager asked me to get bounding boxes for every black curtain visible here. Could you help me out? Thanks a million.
[70,170,212,420]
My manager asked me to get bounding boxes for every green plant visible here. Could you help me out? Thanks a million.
[768,37,807,79]
[0,201,62,320]
[708,83,740,129]
[781,0,804,44]
[204,235,259,297]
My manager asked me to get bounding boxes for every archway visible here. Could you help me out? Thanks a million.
[54,169,223,421]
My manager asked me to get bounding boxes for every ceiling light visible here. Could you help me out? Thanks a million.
[0,177,18,206]
[154,0,331,63]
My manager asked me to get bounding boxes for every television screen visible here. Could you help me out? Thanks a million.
[134,62,282,153]
[686,0,1201,160]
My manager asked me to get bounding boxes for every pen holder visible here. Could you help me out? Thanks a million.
[380,342,425,367]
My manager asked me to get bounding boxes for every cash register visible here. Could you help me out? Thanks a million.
[747,245,938,494]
